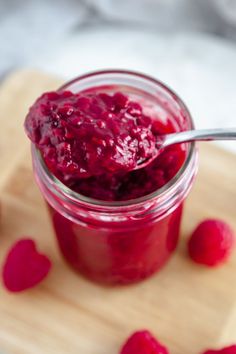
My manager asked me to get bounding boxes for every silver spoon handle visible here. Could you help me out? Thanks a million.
[162,128,236,148]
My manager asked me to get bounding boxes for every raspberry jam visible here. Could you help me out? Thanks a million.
[29,70,198,285]
[25,90,185,201]
[25,91,158,181]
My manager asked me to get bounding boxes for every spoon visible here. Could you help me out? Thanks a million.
[136,128,236,170]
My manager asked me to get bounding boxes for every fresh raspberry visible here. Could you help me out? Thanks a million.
[203,344,236,354]
[2,239,52,292]
[120,330,169,354]
[188,219,235,266]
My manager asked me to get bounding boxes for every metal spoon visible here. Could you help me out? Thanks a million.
[136,128,236,169]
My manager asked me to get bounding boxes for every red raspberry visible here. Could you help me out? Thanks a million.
[188,219,235,266]
[2,239,52,292]
[203,344,236,354]
[120,330,169,354]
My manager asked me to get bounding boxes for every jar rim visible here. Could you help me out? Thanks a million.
[35,69,196,209]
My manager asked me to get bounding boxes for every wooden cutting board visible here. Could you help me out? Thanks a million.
[0,70,236,354]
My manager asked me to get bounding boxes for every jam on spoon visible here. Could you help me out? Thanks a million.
[25,90,186,201]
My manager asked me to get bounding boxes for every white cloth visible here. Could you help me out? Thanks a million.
[88,0,236,29]
[0,0,236,76]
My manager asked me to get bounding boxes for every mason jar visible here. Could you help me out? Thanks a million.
[32,70,198,285]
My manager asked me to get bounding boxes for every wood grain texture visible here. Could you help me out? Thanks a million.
[0,70,236,354]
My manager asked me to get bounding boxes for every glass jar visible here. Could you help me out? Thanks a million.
[32,70,198,285]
